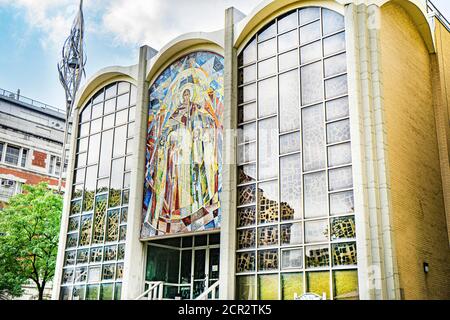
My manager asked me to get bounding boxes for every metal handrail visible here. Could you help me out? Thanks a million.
[195,281,220,300]
[135,281,164,300]
[427,0,450,32]
[0,87,65,114]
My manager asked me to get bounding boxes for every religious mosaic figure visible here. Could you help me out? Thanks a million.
[142,52,224,238]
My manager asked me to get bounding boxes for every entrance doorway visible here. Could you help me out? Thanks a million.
[145,233,220,299]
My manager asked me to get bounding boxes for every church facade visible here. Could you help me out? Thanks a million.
[53,0,450,300]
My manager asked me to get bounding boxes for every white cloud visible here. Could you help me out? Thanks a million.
[0,0,263,51]
[101,0,262,49]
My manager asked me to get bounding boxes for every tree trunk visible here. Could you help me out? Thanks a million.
[38,287,44,300]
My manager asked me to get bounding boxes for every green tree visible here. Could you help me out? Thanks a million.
[0,183,62,300]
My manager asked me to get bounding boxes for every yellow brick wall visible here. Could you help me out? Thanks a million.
[380,3,450,300]
[434,18,450,246]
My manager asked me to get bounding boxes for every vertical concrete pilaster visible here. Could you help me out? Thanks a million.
[122,46,149,300]
[52,108,80,300]
[345,3,400,300]
[219,7,238,300]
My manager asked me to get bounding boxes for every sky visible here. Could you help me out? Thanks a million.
[0,0,449,110]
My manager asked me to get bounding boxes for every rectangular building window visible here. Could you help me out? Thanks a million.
[5,145,20,165]
[0,142,4,162]
[21,149,28,167]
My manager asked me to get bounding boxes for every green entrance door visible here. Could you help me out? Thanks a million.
[145,233,220,299]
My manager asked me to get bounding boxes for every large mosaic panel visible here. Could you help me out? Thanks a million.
[142,51,224,238]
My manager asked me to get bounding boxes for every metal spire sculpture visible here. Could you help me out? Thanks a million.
[57,0,86,191]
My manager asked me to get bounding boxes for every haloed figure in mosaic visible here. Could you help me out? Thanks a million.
[155,87,218,224]
[143,52,225,238]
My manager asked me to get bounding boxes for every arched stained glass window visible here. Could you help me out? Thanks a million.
[236,7,358,300]
[60,81,137,300]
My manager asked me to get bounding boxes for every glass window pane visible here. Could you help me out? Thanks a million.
[304,171,328,218]
[280,131,301,155]
[237,206,256,227]
[306,271,330,298]
[242,38,257,65]
[130,86,137,106]
[98,130,113,177]
[331,216,356,241]
[239,84,256,104]
[77,138,88,153]
[237,229,255,249]
[258,225,278,247]
[258,274,279,300]
[281,272,303,300]
[91,103,103,119]
[322,9,345,36]
[332,242,357,266]
[236,252,256,273]
[324,32,346,56]
[258,180,279,224]
[80,104,91,122]
[330,191,354,216]
[258,38,277,60]
[278,11,298,33]
[305,219,329,243]
[281,222,303,245]
[115,109,128,126]
[305,245,329,269]
[105,83,117,100]
[238,103,256,123]
[127,122,134,138]
[325,75,348,99]
[333,270,359,300]
[236,275,256,299]
[238,142,256,164]
[258,57,277,78]
[326,96,349,121]
[110,158,125,189]
[324,53,346,78]
[300,40,322,65]
[258,249,278,271]
[116,93,130,110]
[327,119,350,144]
[300,20,321,45]
[74,168,85,184]
[88,267,101,283]
[239,64,256,84]
[103,114,115,131]
[238,164,256,185]
[258,77,277,118]
[90,118,102,135]
[258,117,278,180]
[279,69,300,133]
[328,142,352,167]
[238,184,256,206]
[280,154,302,220]
[258,22,276,42]
[329,166,353,191]
[129,106,135,122]
[104,98,116,114]
[279,49,298,72]
[281,248,303,269]
[301,62,323,105]
[79,122,90,137]
[302,104,325,171]
[113,125,127,157]
[87,134,100,165]
[278,29,298,52]
[5,145,20,165]
[118,82,130,95]
[299,7,320,25]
